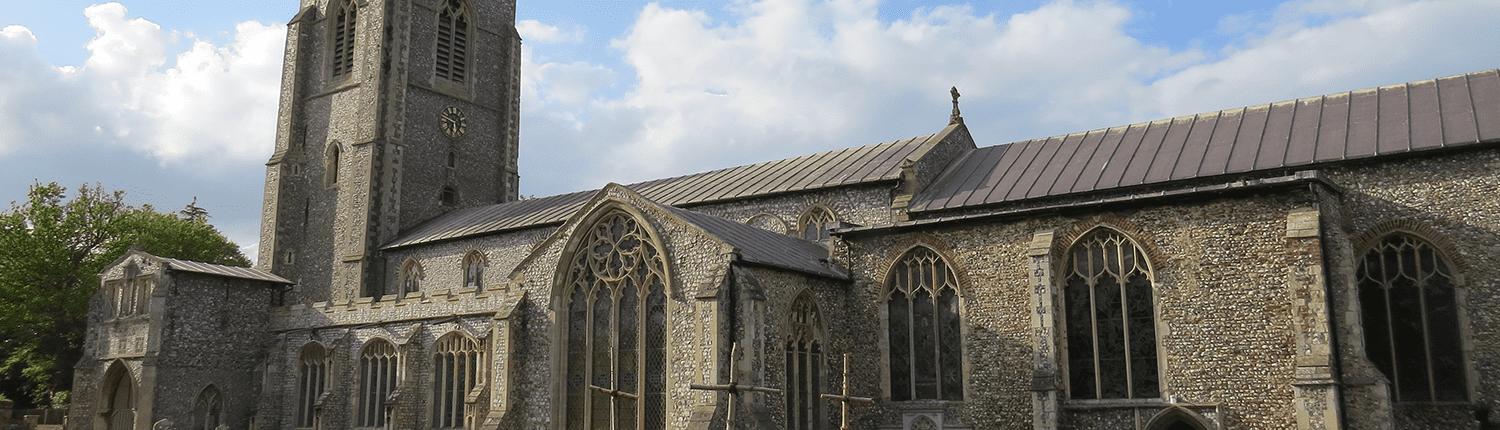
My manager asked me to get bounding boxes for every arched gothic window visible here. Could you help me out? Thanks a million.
[431,333,483,429]
[563,210,668,430]
[1063,229,1159,400]
[401,261,423,295]
[325,143,341,186]
[296,343,328,428]
[330,0,357,78]
[885,247,963,401]
[1357,233,1466,402]
[434,0,469,83]
[798,207,836,242]
[786,293,824,430]
[358,339,399,428]
[463,251,485,289]
[192,385,222,430]
[103,362,135,430]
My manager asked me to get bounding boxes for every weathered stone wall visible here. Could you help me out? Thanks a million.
[839,191,1313,429]
[1323,147,1500,430]
[379,226,553,297]
[153,274,278,430]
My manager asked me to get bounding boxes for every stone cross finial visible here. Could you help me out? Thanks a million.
[949,86,963,125]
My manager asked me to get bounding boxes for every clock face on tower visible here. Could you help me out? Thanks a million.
[440,106,467,139]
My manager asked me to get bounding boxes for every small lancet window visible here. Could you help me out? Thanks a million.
[401,261,423,295]
[1358,233,1467,402]
[431,333,483,428]
[799,206,836,242]
[786,293,824,430]
[357,339,399,428]
[463,251,485,289]
[296,343,329,428]
[331,0,358,78]
[434,0,470,83]
[885,247,963,401]
[447,150,457,168]
[325,144,342,186]
[1063,229,1159,400]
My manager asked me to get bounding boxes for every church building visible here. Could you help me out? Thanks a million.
[67,0,1500,429]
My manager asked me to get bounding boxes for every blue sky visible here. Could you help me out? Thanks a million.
[3,0,1498,261]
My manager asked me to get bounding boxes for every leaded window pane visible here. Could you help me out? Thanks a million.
[885,247,963,401]
[431,334,482,428]
[358,340,399,427]
[1357,233,1467,403]
[296,344,327,428]
[1064,230,1158,400]
[464,252,485,289]
[800,207,835,242]
[565,211,668,430]
[786,294,823,430]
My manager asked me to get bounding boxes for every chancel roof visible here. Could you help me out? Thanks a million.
[909,69,1500,212]
[159,256,294,284]
[383,134,937,249]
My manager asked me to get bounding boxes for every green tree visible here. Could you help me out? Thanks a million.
[0,183,249,407]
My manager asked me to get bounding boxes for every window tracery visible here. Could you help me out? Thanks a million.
[786,292,823,430]
[432,333,483,428]
[330,0,357,78]
[463,251,485,290]
[191,385,222,430]
[358,339,399,428]
[296,343,328,428]
[434,0,469,83]
[1063,229,1158,400]
[401,261,423,295]
[1357,233,1466,402]
[563,210,668,430]
[885,247,963,401]
[798,207,836,242]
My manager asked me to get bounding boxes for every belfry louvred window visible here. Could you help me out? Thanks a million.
[786,293,824,430]
[431,333,483,429]
[330,0,357,78]
[296,343,328,428]
[435,0,469,83]
[563,210,667,430]
[1358,233,1467,402]
[1063,230,1159,400]
[357,339,399,428]
[886,247,963,401]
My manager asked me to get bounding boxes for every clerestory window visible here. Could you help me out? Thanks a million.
[798,207,836,242]
[434,0,469,83]
[463,251,485,289]
[330,0,358,79]
[1063,229,1159,400]
[401,261,423,295]
[357,339,399,428]
[1358,233,1466,402]
[886,247,963,401]
[562,210,668,430]
[786,292,824,430]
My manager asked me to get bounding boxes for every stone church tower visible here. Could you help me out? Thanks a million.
[256,0,522,302]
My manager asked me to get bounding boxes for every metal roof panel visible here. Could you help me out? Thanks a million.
[1173,113,1218,179]
[1199,107,1244,176]
[1119,119,1171,186]
[1472,70,1500,141]
[1409,79,1443,150]
[1315,93,1351,162]
[1437,75,1479,145]
[1256,100,1296,169]
[1346,89,1380,159]
[1049,129,1107,195]
[1286,97,1324,166]
[1377,84,1412,154]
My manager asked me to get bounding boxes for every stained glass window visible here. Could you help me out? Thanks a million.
[330,0,357,78]
[432,333,483,428]
[1358,233,1466,402]
[786,293,823,430]
[463,251,486,289]
[358,339,399,427]
[886,247,963,401]
[564,211,668,430]
[296,343,328,428]
[401,261,423,295]
[1064,229,1158,400]
[435,0,469,83]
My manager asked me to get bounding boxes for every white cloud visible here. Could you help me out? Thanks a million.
[0,3,285,168]
[517,19,586,44]
[517,0,1500,196]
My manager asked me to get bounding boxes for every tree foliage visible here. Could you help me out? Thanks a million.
[0,183,249,407]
